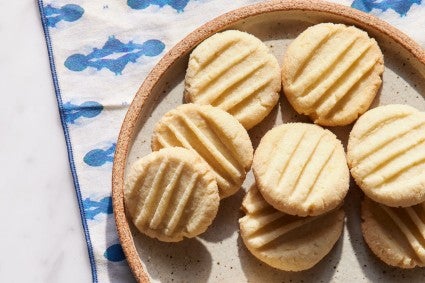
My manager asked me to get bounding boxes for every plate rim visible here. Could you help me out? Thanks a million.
[112,1,425,281]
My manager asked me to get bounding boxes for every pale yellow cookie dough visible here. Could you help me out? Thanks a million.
[152,103,253,199]
[282,23,384,126]
[348,104,425,207]
[239,184,345,271]
[185,30,281,130]
[253,123,349,216]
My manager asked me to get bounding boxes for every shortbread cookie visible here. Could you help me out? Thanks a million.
[253,123,349,216]
[361,197,425,268]
[348,104,425,207]
[125,147,219,242]
[151,103,253,198]
[239,185,344,271]
[282,23,384,126]
[185,30,281,130]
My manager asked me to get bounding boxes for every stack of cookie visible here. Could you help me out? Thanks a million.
[241,123,349,271]
[124,22,425,272]
[125,103,255,241]
[124,30,282,242]
[348,104,425,268]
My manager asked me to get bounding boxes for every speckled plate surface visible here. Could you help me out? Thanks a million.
[112,1,425,282]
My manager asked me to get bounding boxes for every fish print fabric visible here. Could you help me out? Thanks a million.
[37,0,425,282]
[351,0,425,46]
[44,3,84,27]
[352,0,421,16]
[65,36,165,74]
[127,0,191,12]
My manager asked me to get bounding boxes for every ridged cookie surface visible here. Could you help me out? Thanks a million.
[282,23,384,126]
[151,103,253,198]
[239,185,344,271]
[348,104,425,207]
[361,197,425,268]
[185,30,281,129]
[125,147,219,242]
[253,123,349,216]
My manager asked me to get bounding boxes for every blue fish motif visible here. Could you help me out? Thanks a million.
[104,244,126,262]
[63,101,103,124]
[84,143,116,167]
[351,0,422,16]
[44,4,84,27]
[83,197,113,220]
[127,0,191,12]
[64,36,165,75]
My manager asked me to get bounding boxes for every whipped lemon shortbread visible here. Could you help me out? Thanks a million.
[152,103,253,198]
[125,148,219,242]
[361,197,425,268]
[185,30,281,129]
[282,23,384,126]
[239,185,345,271]
[253,123,349,216]
[348,104,425,207]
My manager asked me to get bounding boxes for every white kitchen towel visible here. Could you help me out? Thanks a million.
[37,0,425,282]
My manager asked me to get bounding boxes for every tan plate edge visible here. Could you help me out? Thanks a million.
[112,0,425,282]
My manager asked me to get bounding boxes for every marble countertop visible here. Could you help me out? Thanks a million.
[0,1,92,282]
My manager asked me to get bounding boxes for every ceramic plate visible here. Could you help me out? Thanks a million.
[112,1,425,282]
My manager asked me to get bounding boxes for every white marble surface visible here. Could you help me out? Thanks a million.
[0,1,92,282]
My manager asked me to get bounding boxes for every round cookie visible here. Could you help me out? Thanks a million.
[253,123,349,216]
[361,197,425,268]
[185,30,281,130]
[348,104,425,207]
[125,147,219,242]
[282,23,384,126]
[239,184,345,271]
[151,103,253,199]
